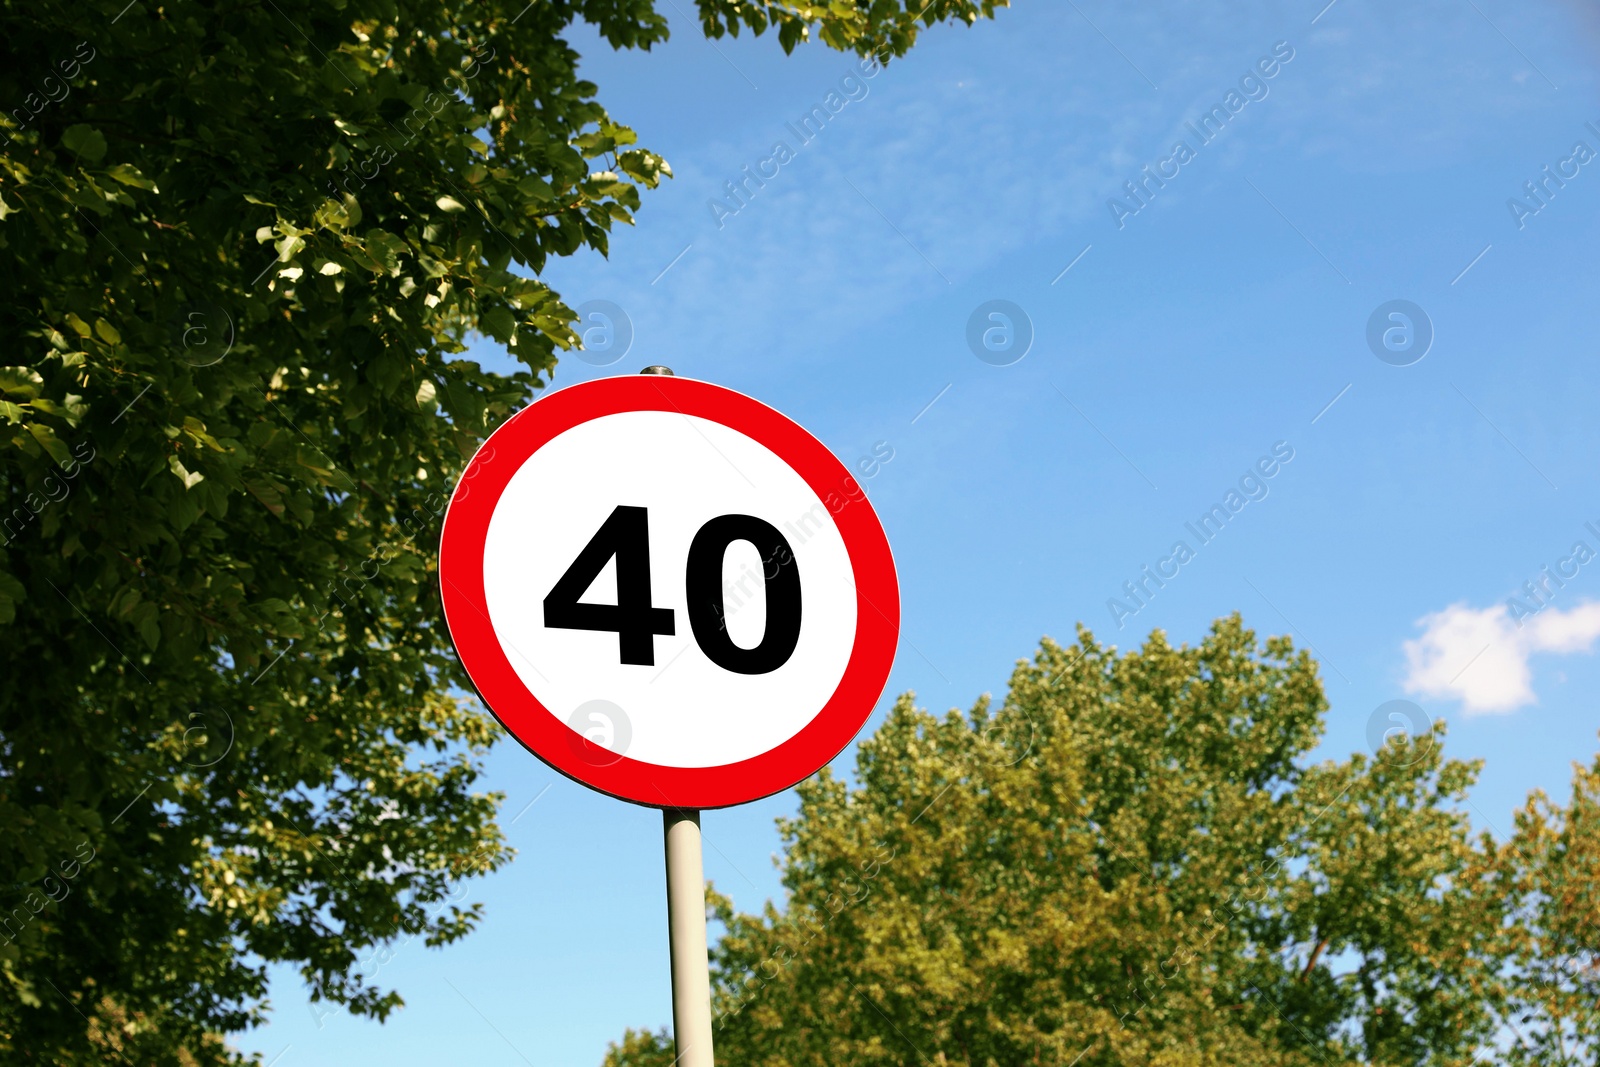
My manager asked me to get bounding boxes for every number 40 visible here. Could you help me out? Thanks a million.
[542,505,802,675]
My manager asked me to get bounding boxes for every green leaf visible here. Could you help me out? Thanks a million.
[168,455,205,490]
[26,424,72,465]
[245,479,286,517]
[293,444,338,485]
[360,229,407,274]
[132,602,161,650]
[106,164,158,191]
[0,569,25,624]
[0,367,43,398]
[516,175,554,201]
[480,306,516,343]
[62,125,107,162]
[169,487,201,530]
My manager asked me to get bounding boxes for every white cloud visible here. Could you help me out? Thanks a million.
[1402,600,1600,714]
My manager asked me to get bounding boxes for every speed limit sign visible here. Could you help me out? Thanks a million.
[439,373,900,809]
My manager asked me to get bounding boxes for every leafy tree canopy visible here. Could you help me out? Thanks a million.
[605,617,1596,1067]
[0,0,1003,1059]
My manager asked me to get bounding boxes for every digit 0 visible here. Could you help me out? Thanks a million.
[685,514,801,675]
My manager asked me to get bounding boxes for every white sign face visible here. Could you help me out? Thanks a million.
[440,376,899,808]
[483,410,857,768]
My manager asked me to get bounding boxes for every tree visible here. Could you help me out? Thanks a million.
[0,0,1005,1059]
[605,616,1539,1067]
[1492,752,1600,1064]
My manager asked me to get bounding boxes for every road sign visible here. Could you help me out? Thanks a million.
[439,373,900,809]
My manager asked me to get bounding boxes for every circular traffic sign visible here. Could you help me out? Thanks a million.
[439,375,900,809]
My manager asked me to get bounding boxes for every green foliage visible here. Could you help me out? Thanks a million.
[1492,755,1600,1064]
[606,1026,678,1067]
[603,616,1588,1067]
[0,0,1004,1059]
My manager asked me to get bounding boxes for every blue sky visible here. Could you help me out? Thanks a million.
[242,1,1600,1062]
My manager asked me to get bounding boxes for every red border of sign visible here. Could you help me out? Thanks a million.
[439,375,900,809]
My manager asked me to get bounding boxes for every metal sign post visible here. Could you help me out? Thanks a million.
[663,808,715,1067]
[648,364,715,1065]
